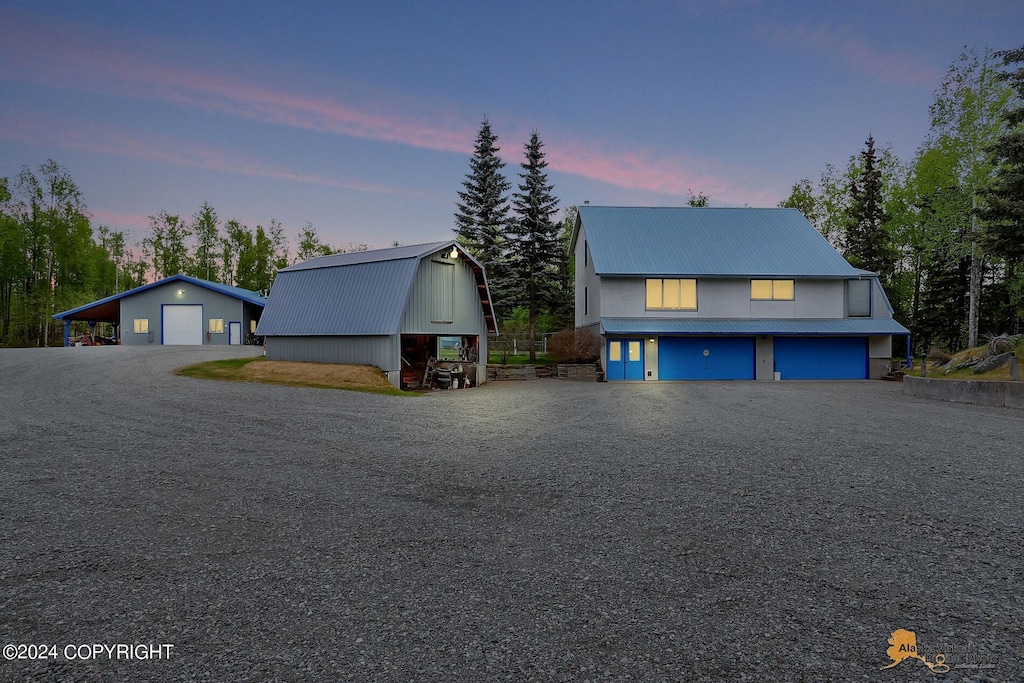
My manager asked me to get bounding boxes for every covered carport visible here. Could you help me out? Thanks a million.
[52,295,123,346]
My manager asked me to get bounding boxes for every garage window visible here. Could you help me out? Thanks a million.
[646,278,697,310]
[133,319,149,334]
[209,318,224,334]
[751,279,794,300]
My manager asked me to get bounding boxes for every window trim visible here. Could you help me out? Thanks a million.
[645,278,697,311]
[750,279,795,301]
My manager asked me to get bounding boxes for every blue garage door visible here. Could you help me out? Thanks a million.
[774,337,867,380]
[659,337,755,380]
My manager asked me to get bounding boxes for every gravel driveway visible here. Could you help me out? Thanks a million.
[1,347,1021,682]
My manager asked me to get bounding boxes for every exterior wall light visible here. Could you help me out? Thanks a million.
[449,247,459,259]
[177,288,185,295]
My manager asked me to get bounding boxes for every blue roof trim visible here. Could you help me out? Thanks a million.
[601,317,910,336]
[574,206,860,278]
[53,274,266,320]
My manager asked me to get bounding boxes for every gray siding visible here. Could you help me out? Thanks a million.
[266,335,399,371]
[121,281,246,345]
[401,256,488,338]
[598,277,846,319]
[575,227,602,328]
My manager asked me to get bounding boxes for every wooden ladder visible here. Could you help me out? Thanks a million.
[422,357,437,389]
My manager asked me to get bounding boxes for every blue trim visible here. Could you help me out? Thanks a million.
[63,320,70,347]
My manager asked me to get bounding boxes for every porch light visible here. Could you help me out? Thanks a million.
[449,247,459,259]
[649,338,655,344]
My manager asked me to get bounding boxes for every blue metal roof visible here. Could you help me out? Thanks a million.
[53,274,266,321]
[601,317,910,336]
[281,241,452,272]
[258,241,497,336]
[257,259,422,335]
[573,206,860,278]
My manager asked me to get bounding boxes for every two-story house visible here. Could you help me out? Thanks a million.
[571,206,910,380]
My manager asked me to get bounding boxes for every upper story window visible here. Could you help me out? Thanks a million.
[847,279,871,317]
[750,279,794,301]
[646,278,697,310]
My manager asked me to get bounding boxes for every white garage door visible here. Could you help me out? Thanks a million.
[162,305,203,345]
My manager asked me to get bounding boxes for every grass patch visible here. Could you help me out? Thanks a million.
[176,357,411,396]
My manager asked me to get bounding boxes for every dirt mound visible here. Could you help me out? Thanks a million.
[240,360,392,389]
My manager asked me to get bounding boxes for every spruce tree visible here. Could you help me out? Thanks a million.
[979,44,1024,261]
[454,119,512,314]
[509,131,561,361]
[844,134,896,286]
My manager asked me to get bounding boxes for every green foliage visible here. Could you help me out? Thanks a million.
[454,118,513,317]
[686,189,709,207]
[844,135,898,286]
[979,44,1024,263]
[508,131,562,361]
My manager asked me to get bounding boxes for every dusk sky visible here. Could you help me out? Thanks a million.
[1,1,1021,255]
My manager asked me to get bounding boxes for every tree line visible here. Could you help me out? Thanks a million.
[779,45,1024,354]
[0,165,363,346]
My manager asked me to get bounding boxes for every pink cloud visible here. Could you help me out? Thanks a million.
[0,115,424,198]
[0,9,779,206]
[759,22,940,87]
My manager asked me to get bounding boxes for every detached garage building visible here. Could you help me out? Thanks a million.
[256,241,497,387]
[53,274,266,346]
[571,206,910,381]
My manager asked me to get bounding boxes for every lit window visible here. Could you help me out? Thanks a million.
[646,279,697,310]
[250,319,257,334]
[133,319,149,334]
[209,319,224,333]
[751,280,794,301]
[609,341,622,362]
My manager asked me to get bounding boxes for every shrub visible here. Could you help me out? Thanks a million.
[547,328,600,363]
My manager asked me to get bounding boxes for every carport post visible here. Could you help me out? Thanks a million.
[906,334,911,369]
[63,320,70,347]
[88,321,96,342]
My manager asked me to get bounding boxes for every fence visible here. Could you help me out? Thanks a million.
[488,333,552,359]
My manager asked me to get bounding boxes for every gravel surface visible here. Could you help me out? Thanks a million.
[1,346,1022,682]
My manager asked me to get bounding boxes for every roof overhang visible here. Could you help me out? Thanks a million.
[600,317,911,336]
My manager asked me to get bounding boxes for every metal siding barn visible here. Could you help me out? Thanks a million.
[258,241,496,388]
[53,274,266,346]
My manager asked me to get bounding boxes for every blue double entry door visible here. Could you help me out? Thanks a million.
[606,339,644,380]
